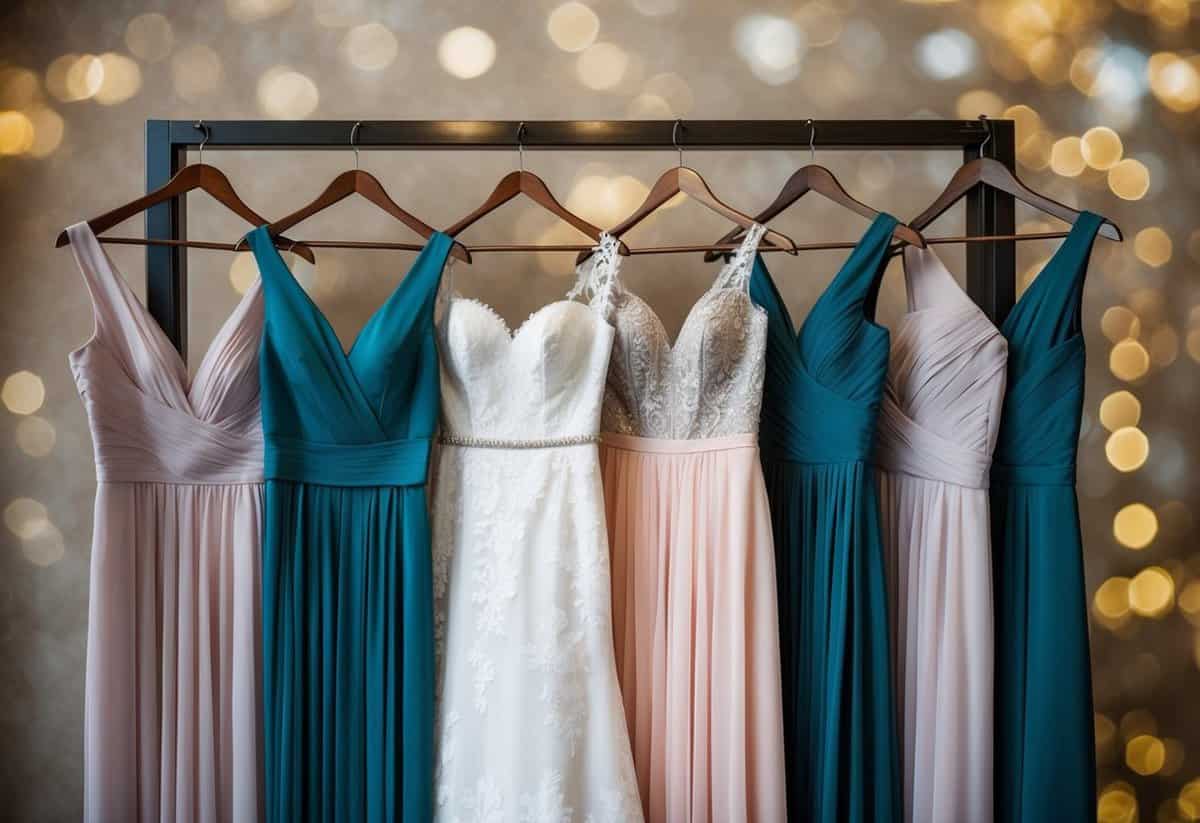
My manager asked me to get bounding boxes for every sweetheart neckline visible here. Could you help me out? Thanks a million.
[446,296,612,342]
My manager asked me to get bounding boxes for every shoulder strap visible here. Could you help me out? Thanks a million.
[1045,211,1103,336]
[901,244,972,313]
[712,222,767,292]
[567,232,622,317]
[434,254,458,323]
[66,222,146,346]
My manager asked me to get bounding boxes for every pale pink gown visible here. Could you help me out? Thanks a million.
[583,224,786,823]
[875,245,1007,823]
[68,223,264,823]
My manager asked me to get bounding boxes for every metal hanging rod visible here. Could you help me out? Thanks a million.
[158,119,993,151]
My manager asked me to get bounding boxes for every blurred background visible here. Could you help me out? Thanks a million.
[0,0,1196,820]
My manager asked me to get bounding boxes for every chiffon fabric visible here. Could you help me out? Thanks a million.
[748,213,901,823]
[68,222,264,823]
[875,245,1007,823]
[588,224,787,823]
[991,212,1103,823]
[430,237,642,822]
[247,226,452,823]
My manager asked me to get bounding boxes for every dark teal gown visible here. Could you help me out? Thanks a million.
[991,212,1102,823]
[247,226,452,822]
[749,213,901,823]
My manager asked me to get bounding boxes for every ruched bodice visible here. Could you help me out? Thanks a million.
[437,296,613,440]
[875,245,1007,489]
[68,223,263,484]
[750,214,894,465]
[592,223,768,439]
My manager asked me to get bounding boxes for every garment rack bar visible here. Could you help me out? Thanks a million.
[144,118,1015,358]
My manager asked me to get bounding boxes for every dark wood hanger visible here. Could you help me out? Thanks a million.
[576,164,799,265]
[702,165,925,262]
[911,117,1122,243]
[445,124,628,255]
[55,158,316,263]
[246,123,470,263]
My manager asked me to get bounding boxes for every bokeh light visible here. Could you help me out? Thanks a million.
[1110,340,1150,381]
[915,29,977,80]
[4,496,48,539]
[1095,576,1132,621]
[1129,566,1173,616]
[342,23,399,72]
[1114,503,1158,549]
[92,53,142,106]
[547,2,600,53]
[1126,734,1166,775]
[1105,426,1149,472]
[1133,227,1172,267]
[1099,391,1141,431]
[257,67,319,119]
[733,14,806,86]
[1108,158,1150,200]
[124,13,174,63]
[437,27,497,80]
[576,42,629,91]
[2,370,45,415]
[1050,136,1086,177]
[1101,306,1141,343]
[15,415,56,458]
[0,111,35,155]
[225,0,294,24]
[171,45,223,101]
[229,253,258,295]
[1080,127,1123,170]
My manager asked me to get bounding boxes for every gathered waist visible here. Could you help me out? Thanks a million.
[266,435,431,487]
[600,431,757,455]
[990,461,1076,487]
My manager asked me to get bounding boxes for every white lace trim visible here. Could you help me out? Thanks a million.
[567,232,622,318]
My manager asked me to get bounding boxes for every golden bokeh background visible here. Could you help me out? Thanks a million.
[1,0,1197,819]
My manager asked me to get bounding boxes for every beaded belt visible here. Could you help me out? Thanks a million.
[438,432,600,449]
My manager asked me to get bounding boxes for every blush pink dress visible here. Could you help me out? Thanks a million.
[875,245,1007,823]
[68,223,264,823]
[582,224,786,823]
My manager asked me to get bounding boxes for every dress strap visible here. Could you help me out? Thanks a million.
[567,232,622,318]
[712,222,767,292]
[901,244,974,314]
[435,253,459,322]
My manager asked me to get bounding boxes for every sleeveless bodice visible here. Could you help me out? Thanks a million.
[874,245,1007,489]
[67,222,263,484]
[591,223,768,439]
[248,225,449,487]
[749,213,896,464]
[992,212,1102,487]
[437,286,614,440]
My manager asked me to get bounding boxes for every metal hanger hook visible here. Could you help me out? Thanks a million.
[978,114,991,154]
[672,119,684,167]
[516,122,526,171]
[350,121,362,169]
[807,118,815,165]
[194,120,210,165]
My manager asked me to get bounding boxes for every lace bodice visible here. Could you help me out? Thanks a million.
[436,256,615,440]
[579,224,769,440]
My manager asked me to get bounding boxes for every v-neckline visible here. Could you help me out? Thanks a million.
[251,224,447,363]
[71,222,261,413]
[999,213,1095,337]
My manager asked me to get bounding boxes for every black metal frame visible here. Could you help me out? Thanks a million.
[145,119,1016,359]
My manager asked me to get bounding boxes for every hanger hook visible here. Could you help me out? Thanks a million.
[672,118,684,167]
[194,120,210,165]
[516,122,526,171]
[350,121,362,170]
[978,114,991,155]
[807,118,815,165]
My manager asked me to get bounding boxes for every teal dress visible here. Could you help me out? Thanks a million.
[247,226,452,823]
[991,212,1102,823]
[749,213,901,823]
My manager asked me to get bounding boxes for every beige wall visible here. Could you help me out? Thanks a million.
[1,1,1197,819]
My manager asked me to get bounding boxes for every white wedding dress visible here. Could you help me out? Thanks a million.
[430,236,644,823]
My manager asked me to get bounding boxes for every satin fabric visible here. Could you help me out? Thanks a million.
[749,213,901,823]
[876,245,1007,823]
[991,212,1103,823]
[248,226,452,823]
[68,222,264,823]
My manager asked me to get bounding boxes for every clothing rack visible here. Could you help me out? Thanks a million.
[143,119,1017,360]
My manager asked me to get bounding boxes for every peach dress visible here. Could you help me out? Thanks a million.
[582,223,786,823]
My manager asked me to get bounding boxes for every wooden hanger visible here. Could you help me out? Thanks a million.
[244,122,470,262]
[911,115,1122,243]
[703,122,924,262]
[445,123,627,254]
[55,122,315,263]
[577,120,797,265]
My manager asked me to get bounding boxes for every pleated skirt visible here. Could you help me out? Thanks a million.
[600,432,786,823]
[262,480,433,823]
[84,482,263,823]
[877,471,993,823]
[761,457,900,823]
[991,483,1095,823]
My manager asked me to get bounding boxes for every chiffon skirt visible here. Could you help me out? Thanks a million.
[262,480,434,823]
[761,457,900,823]
[877,471,993,823]
[84,482,263,823]
[600,432,786,823]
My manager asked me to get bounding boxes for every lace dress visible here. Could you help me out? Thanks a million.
[584,224,787,823]
[429,240,643,823]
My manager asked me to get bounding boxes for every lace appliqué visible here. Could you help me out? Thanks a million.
[599,222,769,439]
[568,232,622,321]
